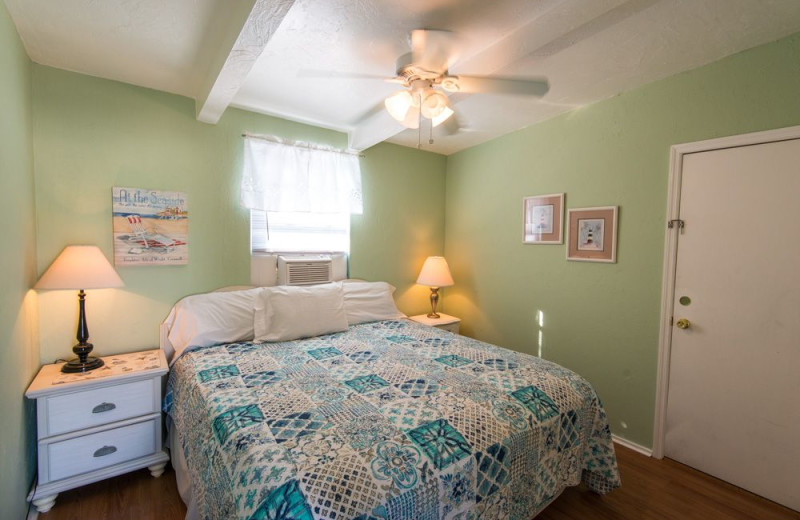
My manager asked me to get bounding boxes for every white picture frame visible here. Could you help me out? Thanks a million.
[566,206,618,262]
[522,193,564,244]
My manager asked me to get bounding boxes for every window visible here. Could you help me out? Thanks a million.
[250,210,350,252]
[240,135,362,254]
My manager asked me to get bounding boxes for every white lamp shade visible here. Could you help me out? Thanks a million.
[420,89,450,119]
[385,90,420,129]
[416,256,454,287]
[431,106,454,127]
[399,105,420,129]
[35,245,124,290]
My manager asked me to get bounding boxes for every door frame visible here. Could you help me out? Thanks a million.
[652,124,800,459]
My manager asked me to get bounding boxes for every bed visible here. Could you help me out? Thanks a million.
[162,283,620,520]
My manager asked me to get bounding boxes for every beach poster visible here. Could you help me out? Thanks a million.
[112,187,188,265]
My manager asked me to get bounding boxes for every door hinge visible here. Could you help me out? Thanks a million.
[667,219,685,229]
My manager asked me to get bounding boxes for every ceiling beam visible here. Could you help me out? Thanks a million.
[348,109,406,151]
[195,0,295,124]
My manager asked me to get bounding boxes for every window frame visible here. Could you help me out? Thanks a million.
[249,209,350,253]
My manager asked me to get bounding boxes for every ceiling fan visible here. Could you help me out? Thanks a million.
[379,29,550,131]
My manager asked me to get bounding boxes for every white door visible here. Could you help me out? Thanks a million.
[664,137,800,511]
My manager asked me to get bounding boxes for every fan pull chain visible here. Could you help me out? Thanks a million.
[429,117,434,145]
[417,92,423,149]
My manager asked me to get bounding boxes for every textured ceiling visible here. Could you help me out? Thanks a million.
[6,0,800,154]
[4,0,222,98]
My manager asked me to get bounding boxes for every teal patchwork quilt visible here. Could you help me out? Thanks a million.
[166,319,620,520]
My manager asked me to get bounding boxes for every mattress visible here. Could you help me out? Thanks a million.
[165,319,620,520]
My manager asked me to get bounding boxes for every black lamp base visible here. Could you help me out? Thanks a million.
[61,356,104,373]
[63,290,104,373]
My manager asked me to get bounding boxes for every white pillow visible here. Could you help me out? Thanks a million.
[342,281,406,325]
[167,288,262,361]
[254,283,348,342]
[214,285,256,292]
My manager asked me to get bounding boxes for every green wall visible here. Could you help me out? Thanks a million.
[15,19,800,517]
[444,32,800,447]
[0,3,39,517]
[32,66,446,363]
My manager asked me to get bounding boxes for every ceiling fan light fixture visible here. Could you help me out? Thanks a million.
[420,89,450,119]
[385,90,415,123]
[385,79,456,131]
[402,105,420,129]
[431,106,454,127]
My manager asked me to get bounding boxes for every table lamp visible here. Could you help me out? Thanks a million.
[35,245,124,373]
[416,256,454,318]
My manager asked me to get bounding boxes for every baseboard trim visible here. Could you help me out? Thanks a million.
[612,434,653,457]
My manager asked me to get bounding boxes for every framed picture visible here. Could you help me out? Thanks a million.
[567,206,618,262]
[522,193,564,244]
[112,187,189,266]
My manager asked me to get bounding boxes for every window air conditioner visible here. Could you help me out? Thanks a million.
[277,255,333,286]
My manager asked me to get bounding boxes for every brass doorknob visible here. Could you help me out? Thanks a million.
[676,318,690,330]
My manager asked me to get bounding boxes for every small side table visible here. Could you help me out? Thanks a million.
[409,313,461,334]
[25,349,170,513]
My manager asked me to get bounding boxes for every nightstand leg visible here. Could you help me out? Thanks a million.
[148,462,167,478]
[33,494,58,513]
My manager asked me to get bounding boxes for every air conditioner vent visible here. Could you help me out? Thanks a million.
[287,261,331,285]
[277,256,334,286]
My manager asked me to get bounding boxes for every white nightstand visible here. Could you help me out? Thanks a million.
[409,313,461,334]
[25,349,170,513]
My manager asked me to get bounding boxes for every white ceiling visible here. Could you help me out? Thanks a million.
[5,0,800,154]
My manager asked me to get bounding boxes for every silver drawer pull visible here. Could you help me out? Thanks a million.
[93,445,117,458]
[92,402,116,413]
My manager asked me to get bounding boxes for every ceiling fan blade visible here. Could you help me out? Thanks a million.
[439,113,461,136]
[411,29,459,73]
[297,69,394,81]
[455,76,550,97]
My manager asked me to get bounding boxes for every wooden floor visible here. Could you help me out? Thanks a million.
[39,444,799,520]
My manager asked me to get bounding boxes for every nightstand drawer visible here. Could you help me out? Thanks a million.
[44,379,157,436]
[45,417,160,482]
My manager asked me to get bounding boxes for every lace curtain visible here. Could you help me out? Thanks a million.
[240,136,363,214]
